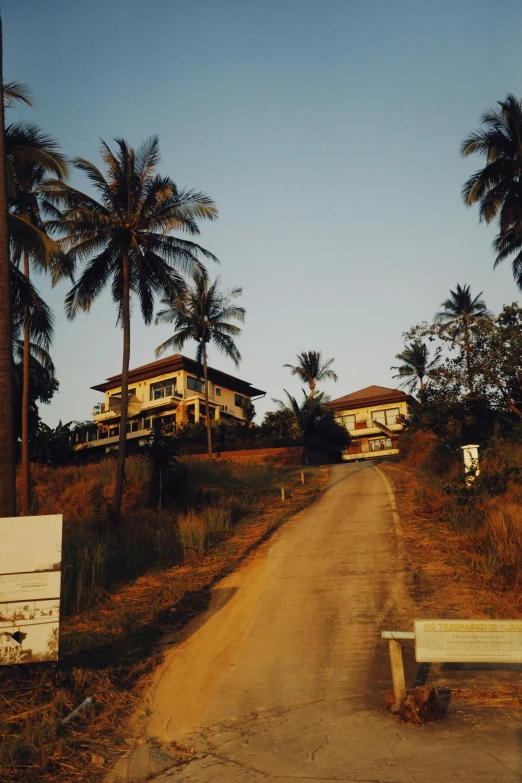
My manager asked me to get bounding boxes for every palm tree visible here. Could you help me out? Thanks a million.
[155,271,245,460]
[391,340,438,393]
[10,155,66,514]
[462,94,522,288]
[240,397,256,428]
[284,350,338,392]
[44,137,218,515]
[0,71,66,516]
[10,241,56,513]
[435,283,492,395]
[0,22,17,516]
[272,389,326,440]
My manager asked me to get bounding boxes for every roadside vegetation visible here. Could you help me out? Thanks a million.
[383,94,522,612]
[2,458,329,783]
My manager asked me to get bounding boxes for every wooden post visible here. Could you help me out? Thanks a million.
[388,639,406,713]
[301,470,305,484]
[281,487,285,501]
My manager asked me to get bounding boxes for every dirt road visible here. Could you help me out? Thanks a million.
[145,462,521,782]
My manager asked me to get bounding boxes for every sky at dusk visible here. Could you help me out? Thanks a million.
[6,0,522,426]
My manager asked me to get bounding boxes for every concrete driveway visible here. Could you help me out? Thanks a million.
[145,462,521,782]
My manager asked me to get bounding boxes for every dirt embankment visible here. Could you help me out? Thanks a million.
[381,460,522,707]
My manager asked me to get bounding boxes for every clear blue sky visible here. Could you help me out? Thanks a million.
[6,0,522,425]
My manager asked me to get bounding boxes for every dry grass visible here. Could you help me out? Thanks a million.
[381,459,522,620]
[1,465,329,783]
[23,457,151,522]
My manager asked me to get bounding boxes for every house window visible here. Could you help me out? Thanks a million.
[216,388,221,396]
[187,376,204,393]
[369,437,393,451]
[234,394,245,408]
[150,377,176,401]
[109,426,119,437]
[339,414,356,431]
[143,417,152,429]
[371,408,400,426]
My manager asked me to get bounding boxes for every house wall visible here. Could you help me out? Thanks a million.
[96,368,248,430]
[104,369,243,412]
[334,400,409,427]
[334,399,408,461]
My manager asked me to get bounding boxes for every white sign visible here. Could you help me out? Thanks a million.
[0,515,62,665]
[415,619,522,663]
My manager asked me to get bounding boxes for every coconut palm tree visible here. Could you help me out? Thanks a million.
[391,341,439,393]
[462,94,522,288]
[10,157,66,514]
[435,284,492,395]
[155,271,245,460]
[11,272,56,455]
[272,389,325,440]
[0,71,66,515]
[0,24,17,516]
[284,351,338,392]
[44,136,218,515]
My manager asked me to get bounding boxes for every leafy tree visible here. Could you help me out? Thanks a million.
[44,136,217,515]
[462,95,522,288]
[155,271,245,460]
[284,350,338,392]
[407,304,522,425]
[32,422,78,466]
[391,340,439,392]
[435,284,492,395]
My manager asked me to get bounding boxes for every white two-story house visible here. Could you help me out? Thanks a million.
[327,385,412,461]
[75,354,265,450]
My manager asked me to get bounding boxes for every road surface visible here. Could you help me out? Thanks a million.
[143,462,521,782]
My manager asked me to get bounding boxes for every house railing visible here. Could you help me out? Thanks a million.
[346,438,397,455]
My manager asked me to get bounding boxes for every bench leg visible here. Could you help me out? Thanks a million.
[388,639,406,713]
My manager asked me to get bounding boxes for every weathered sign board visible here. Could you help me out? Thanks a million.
[0,515,62,665]
[414,619,522,663]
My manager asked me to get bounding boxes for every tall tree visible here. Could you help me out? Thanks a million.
[44,137,217,515]
[462,94,522,288]
[0,76,66,515]
[11,154,66,514]
[155,271,245,460]
[284,350,338,392]
[435,284,492,395]
[10,259,55,512]
[391,340,439,393]
[0,20,16,516]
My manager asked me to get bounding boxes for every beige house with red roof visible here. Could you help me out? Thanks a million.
[75,354,265,450]
[327,385,412,461]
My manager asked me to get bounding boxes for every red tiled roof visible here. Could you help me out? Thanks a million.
[92,354,265,398]
[327,385,411,410]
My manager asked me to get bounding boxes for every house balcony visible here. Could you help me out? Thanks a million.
[92,390,246,427]
[342,439,399,462]
[344,418,404,437]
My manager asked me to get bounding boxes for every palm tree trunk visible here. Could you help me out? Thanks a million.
[202,341,212,461]
[21,250,30,514]
[0,19,16,517]
[464,321,473,396]
[111,254,131,516]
